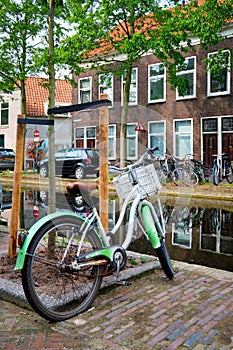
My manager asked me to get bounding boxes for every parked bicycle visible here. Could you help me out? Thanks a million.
[160,154,183,186]
[15,147,174,322]
[212,153,233,186]
[190,158,212,183]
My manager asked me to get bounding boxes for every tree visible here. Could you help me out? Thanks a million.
[0,0,45,114]
[64,0,233,164]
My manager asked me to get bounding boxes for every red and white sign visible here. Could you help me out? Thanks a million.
[134,121,146,132]
[34,129,40,142]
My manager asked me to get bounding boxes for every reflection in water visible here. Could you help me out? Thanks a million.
[0,186,232,271]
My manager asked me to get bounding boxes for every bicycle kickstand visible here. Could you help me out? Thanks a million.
[115,255,131,287]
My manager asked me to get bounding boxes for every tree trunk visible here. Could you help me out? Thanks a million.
[48,0,56,214]
[120,65,132,167]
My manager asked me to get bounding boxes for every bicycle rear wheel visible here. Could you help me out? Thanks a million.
[226,164,233,184]
[180,167,198,186]
[21,216,105,322]
[212,164,220,185]
[156,239,174,280]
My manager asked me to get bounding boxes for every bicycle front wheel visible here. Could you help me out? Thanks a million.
[226,164,233,184]
[22,215,105,322]
[212,164,220,186]
[156,239,174,280]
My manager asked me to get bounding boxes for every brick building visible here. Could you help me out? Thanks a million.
[71,22,233,167]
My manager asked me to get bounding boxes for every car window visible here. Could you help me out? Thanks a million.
[0,149,15,156]
[55,150,66,158]
[66,149,82,158]
[86,150,99,159]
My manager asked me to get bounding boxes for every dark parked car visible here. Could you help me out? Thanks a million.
[38,148,99,179]
[0,148,15,171]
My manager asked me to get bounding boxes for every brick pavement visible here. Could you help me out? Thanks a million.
[0,261,233,350]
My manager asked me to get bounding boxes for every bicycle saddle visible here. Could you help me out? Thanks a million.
[66,182,98,195]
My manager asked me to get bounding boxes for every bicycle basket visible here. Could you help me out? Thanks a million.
[114,163,161,202]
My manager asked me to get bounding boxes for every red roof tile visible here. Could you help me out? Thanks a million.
[26,77,72,116]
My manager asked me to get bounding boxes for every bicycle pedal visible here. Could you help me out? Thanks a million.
[116,280,132,286]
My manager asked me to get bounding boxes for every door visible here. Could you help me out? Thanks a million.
[203,134,218,167]
[222,134,233,161]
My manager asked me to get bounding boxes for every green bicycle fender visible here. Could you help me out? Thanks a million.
[14,211,89,270]
[141,205,161,249]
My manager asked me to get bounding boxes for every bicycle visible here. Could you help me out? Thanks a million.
[15,147,174,322]
[190,158,212,183]
[212,153,233,186]
[161,154,183,186]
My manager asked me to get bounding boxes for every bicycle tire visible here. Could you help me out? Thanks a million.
[21,215,105,322]
[172,168,183,186]
[212,164,220,186]
[180,167,198,187]
[156,238,174,280]
[226,164,233,184]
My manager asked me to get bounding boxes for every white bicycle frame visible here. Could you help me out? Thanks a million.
[76,178,166,256]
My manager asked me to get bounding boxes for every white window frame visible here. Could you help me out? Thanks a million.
[148,121,166,154]
[173,119,193,158]
[176,56,196,100]
[207,50,231,97]
[0,101,9,126]
[108,124,116,160]
[79,77,92,104]
[148,63,166,103]
[75,126,96,148]
[126,123,138,160]
[99,73,113,103]
[121,68,138,106]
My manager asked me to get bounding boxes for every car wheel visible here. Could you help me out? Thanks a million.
[74,166,85,179]
[39,165,48,178]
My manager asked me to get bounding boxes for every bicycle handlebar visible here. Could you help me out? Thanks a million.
[110,147,159,173]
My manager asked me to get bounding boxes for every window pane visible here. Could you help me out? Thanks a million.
[210,69,227,93]
[175,120,191,132]
[108,138,115,158]
[150,78,164,100]
[175,135,191,157]
[150,135,164,150]
[108,125,115,136]
[180,73,194,96]
[127,138,136,157]
[150,64,164,77]
[127,124,136,136]
[86,127,96,138]
[1,110,8,125]
[80,78,90,89]
[76,128,84,138]
[81,90,91,103]
[149,122,164,133]
[178,57,194,72]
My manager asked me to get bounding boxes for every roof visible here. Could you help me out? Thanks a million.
[25,77,72,116]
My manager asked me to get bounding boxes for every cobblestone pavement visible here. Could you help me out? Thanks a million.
[0,261,233,350]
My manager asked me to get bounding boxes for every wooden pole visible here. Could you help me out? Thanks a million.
[99,94,109,232]
[8,114,25,258]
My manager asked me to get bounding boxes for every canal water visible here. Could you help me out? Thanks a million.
[0,185,232,272]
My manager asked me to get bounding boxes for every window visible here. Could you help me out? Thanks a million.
[79,77,92,103]
[176,56,196,100]
[174,119,193,158]
[126,123,138,159]
[108,124,116,159]
[75,126,96,148]
[122,68,137,105]
[148,63,166,103]
[207,50,231,96]
[148,121,166,154]
[1,102,9,126]
[99,74,113,102]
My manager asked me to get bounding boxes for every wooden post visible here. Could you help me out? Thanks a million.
[99,94,109,232]
[9,114,25,258]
